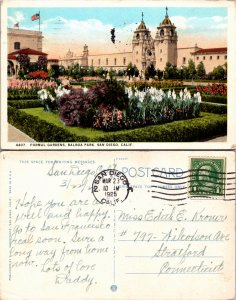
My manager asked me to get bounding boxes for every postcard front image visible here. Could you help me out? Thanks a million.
[2,0,236,149]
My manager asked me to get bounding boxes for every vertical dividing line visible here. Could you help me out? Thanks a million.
[8,170,12,281]
[113,209,116,283]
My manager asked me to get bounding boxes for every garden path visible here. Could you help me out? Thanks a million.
[8,124,35,142]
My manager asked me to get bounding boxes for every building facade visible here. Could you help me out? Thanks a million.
[7,9,227,76]
[59,10,227,74]
[8,28,43,53]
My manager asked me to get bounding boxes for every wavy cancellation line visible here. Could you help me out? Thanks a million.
[151,169,236,175]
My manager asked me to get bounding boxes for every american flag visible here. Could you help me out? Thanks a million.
[31,13,40,21]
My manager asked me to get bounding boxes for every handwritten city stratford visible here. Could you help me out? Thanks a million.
[0,151,235,299]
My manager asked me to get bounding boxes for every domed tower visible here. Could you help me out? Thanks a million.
[154,7,177,71]
[132,13,155,75]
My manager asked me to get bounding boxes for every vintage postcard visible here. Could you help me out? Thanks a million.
[1,0,236,149]
[0,150,235,299]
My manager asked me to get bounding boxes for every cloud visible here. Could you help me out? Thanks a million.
[40,16,139,55]
[15,11,25,22]
[211,16,224,23]
[7,11,25,25]
[170,16,194,30]
[210,23,227,29]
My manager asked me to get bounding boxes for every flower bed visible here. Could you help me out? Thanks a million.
[8,79,57,100]
[37,81,201,132]
[93,87,201,131]
[196,83,227,96]
[28,70,49,79]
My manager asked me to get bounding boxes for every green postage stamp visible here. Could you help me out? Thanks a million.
[189,157,226,197]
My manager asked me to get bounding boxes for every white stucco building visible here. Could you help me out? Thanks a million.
[8,9,227,76]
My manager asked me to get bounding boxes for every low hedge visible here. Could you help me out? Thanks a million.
[200,102,227,114]
[201,95,227,104]
[8,94,38,100]
[8,106,226,142]
[8,106,89,142]
[8,100,43,109]
[98,114,227,142]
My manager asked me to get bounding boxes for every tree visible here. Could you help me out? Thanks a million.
[145,63,156,80]
[164,62,178,79]
[16,54,30,72]
[126,63,139,80]
[37,55,48,71]
[108,68,117,81]
[212,65,226,80]
[88,66,96,76]
[187,59,196,80]
[196,61,206,79]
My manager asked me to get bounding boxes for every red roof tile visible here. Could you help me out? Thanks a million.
[193,47,227,55]
[8,48,48,56]
[8,55,17,60]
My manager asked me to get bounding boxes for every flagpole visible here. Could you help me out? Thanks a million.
[39,11,40,32]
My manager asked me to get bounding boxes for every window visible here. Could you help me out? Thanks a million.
[210,56,212,60]
[183,57,186,64]
[203,56,205,60]
[224,55,227,59]
[196,56,199,60]
[114,58,117,65]
[160,58,162,62]
[136,51,138,55]
[123,57,126,65]
[160,29,164,36]
[136,59,138,63]
[98,59,100,66]
[217,56,220,60]
[14,42,20,50]
[106,58,108,65]
[160,49,162,53]
[91,59,93,66]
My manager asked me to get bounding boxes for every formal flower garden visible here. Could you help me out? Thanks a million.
[8,76,227,142]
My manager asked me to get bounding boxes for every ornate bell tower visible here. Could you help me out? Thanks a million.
[132,13,155,74]
[154,7,178,71]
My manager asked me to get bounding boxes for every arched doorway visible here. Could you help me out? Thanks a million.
[8,60,15,77]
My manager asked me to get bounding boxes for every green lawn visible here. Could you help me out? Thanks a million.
[21,107,106,139]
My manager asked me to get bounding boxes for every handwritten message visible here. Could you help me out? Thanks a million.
[10,187,112,292]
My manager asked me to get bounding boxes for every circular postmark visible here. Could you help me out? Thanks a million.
[92,169,132,206]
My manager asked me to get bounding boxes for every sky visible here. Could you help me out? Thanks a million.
[7,6,228,58]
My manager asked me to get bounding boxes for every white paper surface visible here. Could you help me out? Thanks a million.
[0,150,235,300]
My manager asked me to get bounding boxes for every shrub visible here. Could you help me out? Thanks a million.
[201,95,227,104]
[127,80,184,91]
[8,106,88,142]
[59,80,129,127]
[8,100,43,109]
[59,88,94,127]
[98,114,227,142]
[200,102,227,114]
